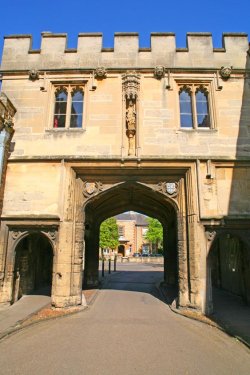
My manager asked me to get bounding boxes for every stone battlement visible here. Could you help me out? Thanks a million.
[1,32,249,71]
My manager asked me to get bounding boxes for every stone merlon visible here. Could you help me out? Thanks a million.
[1,32,249,71]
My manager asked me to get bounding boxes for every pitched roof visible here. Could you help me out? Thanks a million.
[115,212,148,226]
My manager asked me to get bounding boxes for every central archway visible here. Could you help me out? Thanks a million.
[83,182,180,303]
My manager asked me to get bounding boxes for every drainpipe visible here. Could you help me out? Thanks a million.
[196,159,202,220]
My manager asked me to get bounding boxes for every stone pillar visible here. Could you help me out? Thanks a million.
[165,220,178,285]
[83,220,100,288]
[70,178,86,305]
[177,213,189,308]
[187,219,202,309]
[0,226,19,305]
[51,220,77,307]
[51,169,85,308]
[206,258,213,314]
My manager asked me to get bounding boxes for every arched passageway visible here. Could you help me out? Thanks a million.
[208,233,250,312]
[83,182,179,300]
[12,233,53,303]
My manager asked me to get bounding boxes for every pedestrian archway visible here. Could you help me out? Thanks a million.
[12,233,54,303]
[83,182,180,303]
[207,232,250,313]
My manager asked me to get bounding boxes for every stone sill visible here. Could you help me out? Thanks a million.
[178,128,218,133]
[45,128,86,133]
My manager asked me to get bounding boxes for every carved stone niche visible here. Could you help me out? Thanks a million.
[122,71,140,100]
[220,66,232,80]
[154,66,165,79]
[122,71,140,156]
[94,67,107,79]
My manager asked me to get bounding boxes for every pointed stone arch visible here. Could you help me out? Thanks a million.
[11,232,54,303]
[206,228,250,313]
[0,224,58,305]
[83,181,189,307]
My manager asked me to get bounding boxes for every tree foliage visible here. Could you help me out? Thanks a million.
[145,218,163,249]
[99,217,119,250]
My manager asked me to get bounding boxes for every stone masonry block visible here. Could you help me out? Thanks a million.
[41,33,67,53]
[114,33,139,54]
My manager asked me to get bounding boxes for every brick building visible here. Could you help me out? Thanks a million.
[116,212,149,256]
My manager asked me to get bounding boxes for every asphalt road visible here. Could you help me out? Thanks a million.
[0,263,249,375]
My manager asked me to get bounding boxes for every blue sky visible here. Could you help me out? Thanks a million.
[0,0,249,57]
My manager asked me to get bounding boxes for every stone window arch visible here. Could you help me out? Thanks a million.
[178,82,215,130]
[53,84,84,129]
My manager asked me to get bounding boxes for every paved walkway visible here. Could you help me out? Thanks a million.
[0,262,249,375]
[0,294,50,337]
[0,263,250,350]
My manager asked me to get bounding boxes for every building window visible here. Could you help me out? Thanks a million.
[195,88,210,128]
[179,87,193,128]
[53,85,84,129]
[118,226,125,237]
[179,84,212,129]
[142,228,148,237]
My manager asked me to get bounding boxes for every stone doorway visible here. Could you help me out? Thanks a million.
[207,232,250,315]
[12,233,53,303]
[118,245,125,257]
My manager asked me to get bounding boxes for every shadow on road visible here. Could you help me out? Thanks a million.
[207,288,250,347]
[94,262,178,307]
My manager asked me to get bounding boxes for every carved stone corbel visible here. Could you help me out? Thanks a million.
[219,66,232,80]
[154,66,165,79]
[94,67,107,79]
[83,181,103,198]
[28,69,40,81]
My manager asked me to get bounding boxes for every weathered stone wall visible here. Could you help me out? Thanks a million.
[2,163,62,217]
[1,32,249,161]
[0,31,249,312]
[0,72,248,160]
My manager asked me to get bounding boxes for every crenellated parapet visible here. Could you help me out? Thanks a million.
[1,32,249,71]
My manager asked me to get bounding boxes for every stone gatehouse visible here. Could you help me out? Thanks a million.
[0,32,249,313]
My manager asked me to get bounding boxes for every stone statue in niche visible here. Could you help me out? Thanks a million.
[122,71,140,156]
[126,100,136,131]
[126,100,136,156]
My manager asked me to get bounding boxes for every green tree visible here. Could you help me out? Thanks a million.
[145,218,163,253]
[99,217,119,252]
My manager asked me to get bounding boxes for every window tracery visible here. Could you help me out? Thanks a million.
[178,83,213,129]
[53,85,84,129]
